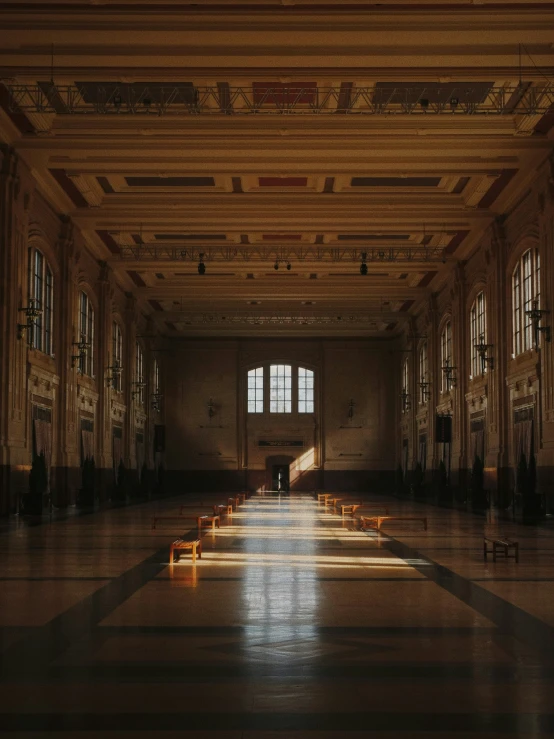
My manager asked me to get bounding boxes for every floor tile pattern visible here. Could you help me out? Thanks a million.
[1,493,554,737]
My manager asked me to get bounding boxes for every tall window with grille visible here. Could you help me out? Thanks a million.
[135,342,145,405]
[513,248,541,355]
[27,247,53,355]
[401,357,410,412]
[78,291,94,376]
[153,358,160,395]
[247,367,264,413]
[441,321,453,392]
[298,367,314,413]
[111,321,123,391]
[470,291,486,377]
[270,364,292,413]
[418,343,428,405]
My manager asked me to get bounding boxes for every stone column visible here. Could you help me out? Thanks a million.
[426,293,439,473]
[451,261,468,497]
[124,292,137,477]
[53,217,81,506]
[96,260,115,500]
[487,219,510,507]
[0,146,35,514]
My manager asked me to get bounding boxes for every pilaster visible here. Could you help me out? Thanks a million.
[0,146,35,513]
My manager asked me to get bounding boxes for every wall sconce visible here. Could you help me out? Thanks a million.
[151,393,163,413]
[419,381,431,403]
[131,381,146,400]
[474,334,494,373]
[207,397,215,419]
[400,390,411,412]
[17,298,42,340]
[348,399,355,419]
[71,335,90,369]
[441,358,457,390]
[525,300,551,350]
[106,359,122,389]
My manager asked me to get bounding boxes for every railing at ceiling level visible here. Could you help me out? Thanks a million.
[166,312,404,326]
[115,245,448,263]
[3,83,554,116]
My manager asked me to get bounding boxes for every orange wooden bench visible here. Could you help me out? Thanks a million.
[228,496,240,510]
[324,497,343,509]
[484,536,519,563]
[169,538,202,563]
[317,493,332,503]
[152,514,219,531]
[344,504,390,516]
[198,514,220,532]
[359,515,427,531]
[213,504,233,516]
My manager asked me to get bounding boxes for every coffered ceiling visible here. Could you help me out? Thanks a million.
[1,1,553,337]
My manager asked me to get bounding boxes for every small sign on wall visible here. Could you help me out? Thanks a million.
[258,440,304,447]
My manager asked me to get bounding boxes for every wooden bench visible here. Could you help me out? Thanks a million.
[228,496,240,510]
[152,515,218,531]
[343,504,390,516]
[484,536,519,563]
[169,538,202,563]
[317,493,332,503]
[360,515,428,532]
[325,497,343,509]
[213,504,233,516]
[340,503,362,515]
[237,493,247,505]
[198,514,220,532]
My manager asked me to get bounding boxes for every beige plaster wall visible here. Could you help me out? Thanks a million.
[164,339,396,477]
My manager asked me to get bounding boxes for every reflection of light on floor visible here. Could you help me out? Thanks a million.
[195,551,428,568]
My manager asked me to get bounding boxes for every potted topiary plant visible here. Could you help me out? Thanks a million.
[25,452,47,515]
[411,462,425,499]
[115,459,127,502]
[78,457,95,507]
[522,453,541,522]
[436,459,449,504]
[471,455,487,510]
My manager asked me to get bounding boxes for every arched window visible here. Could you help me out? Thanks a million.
[247,367,264,413]
[152,358,162,412]
[79,291,94,376]
[418,342,428,405]
[513,248,540,355]
[401,357,410,413]
[270,364,292,413]
[28,247,53,355]
[246,364,315,415]
[153,358,160,395]
[298,367,314,413]
[112,321,123,391]
[470,291,486,377]
[135,341,145,405]
[440,321,453,392]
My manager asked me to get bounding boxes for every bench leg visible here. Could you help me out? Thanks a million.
[197,540,202,559]
[492,543,497,563]
[483,541,487,560]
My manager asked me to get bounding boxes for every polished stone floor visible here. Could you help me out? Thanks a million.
[1,491,554,738]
